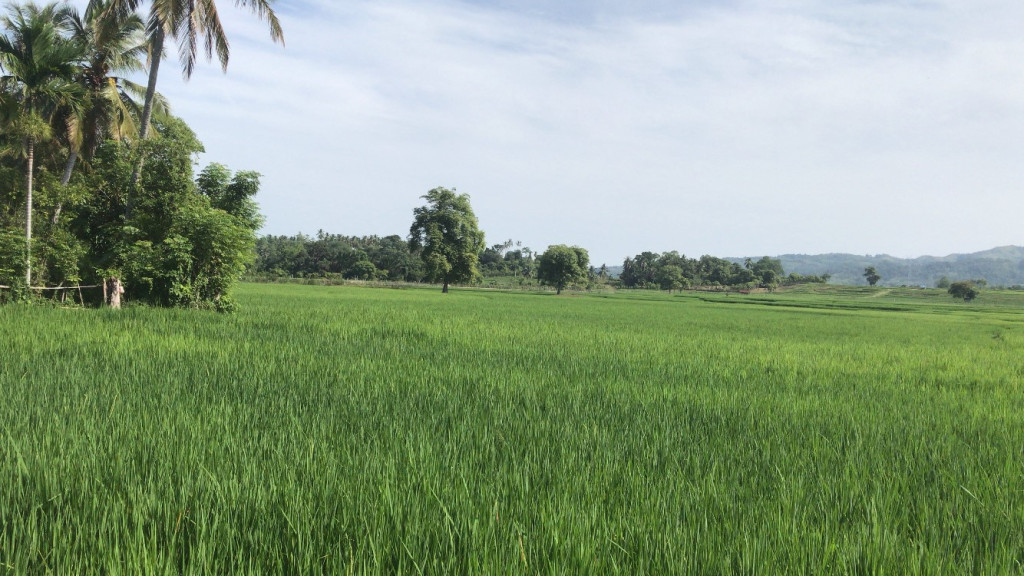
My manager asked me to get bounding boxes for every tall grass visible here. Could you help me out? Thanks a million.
[2,283,1023,573]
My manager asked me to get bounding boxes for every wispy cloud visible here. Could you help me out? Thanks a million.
[134,0,1024,261]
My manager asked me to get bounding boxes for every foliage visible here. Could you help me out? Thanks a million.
[619,251,825,291]
[0,0,86,284]
[115,118,255,310]
[63,0,150,164]
[654,263,685,292]
[536,244,589,294]
[251,232,423,281]
[948,281,978,302]
[106,0,284,160]
[0,227,26,298]
[746,256,784,289]
[479,239,536,278]
[863,266,881,286]
[40,225,85,284]
[408,187,485,292]
[0,112,259,309]
[346,259,379,281]
[784,272,830,285]
[196,163,264,231]
[0,2,263,310]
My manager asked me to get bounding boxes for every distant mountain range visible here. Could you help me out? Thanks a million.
[604,246,1024,287]
[765,246,1024,287]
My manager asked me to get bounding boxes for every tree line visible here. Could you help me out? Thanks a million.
[618,252,829,291]
[0,0,282,308]
[250,233,542,284]
[253,233,424,282]
[250,188,595,295]
[250,188,836,296]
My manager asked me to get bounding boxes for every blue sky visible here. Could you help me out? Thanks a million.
[88,0,1024,265]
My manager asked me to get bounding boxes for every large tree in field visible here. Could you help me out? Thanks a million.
[408,187,485,293]
[0,1,84,285]
[537,244,589,295]
[105,0,284,208]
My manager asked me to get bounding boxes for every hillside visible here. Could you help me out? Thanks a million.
[772,246,1024,287]
[604,246,1024,287]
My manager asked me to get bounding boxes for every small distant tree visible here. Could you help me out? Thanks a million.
[936,276,951,289]
[864,266,881,286]
[408,187,485,293]
[948,281,978,302]
[537,244,589,295]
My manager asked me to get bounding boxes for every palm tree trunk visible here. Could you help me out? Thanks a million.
[51,150,78,226]
[60,150,77,186]
[127,26,164,217]
[24,136,34,287]
[137,27,162,142]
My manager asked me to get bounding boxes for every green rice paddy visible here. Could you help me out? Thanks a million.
[2,283,1023,574]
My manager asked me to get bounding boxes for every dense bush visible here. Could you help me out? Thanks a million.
[0,117,261,310]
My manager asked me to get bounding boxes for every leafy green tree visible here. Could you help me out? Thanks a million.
[0,1,84,284]
[936,276,950,289]
[0,227,26,296]
[370,234,421,281]
[501,247,533,279]
[863,266,881,286]
[750,256,784,278]
[196,163,264,231]
[537,244,589,295]
[620,251,660,288]
[758,269,779,290]
[730,264,755,285]
[346,259,378,281]
[655,264,686,292]
[948,281,978,302]
[73,115,257,310]
[408,187,485,293]
[161,197,254,311]
[479,239,514,273]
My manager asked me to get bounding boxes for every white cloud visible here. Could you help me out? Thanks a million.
[114,0,1024,263]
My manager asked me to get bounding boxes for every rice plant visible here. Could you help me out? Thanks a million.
[1,283,1022,573]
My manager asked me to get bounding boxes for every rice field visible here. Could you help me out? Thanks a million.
[2,283,1023,574]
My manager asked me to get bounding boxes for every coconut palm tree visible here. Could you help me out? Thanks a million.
[103,0,283,210]
[51,0,165,209]
[61,1,148,178]
[47,0,150,228]
[0,1,84,285]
